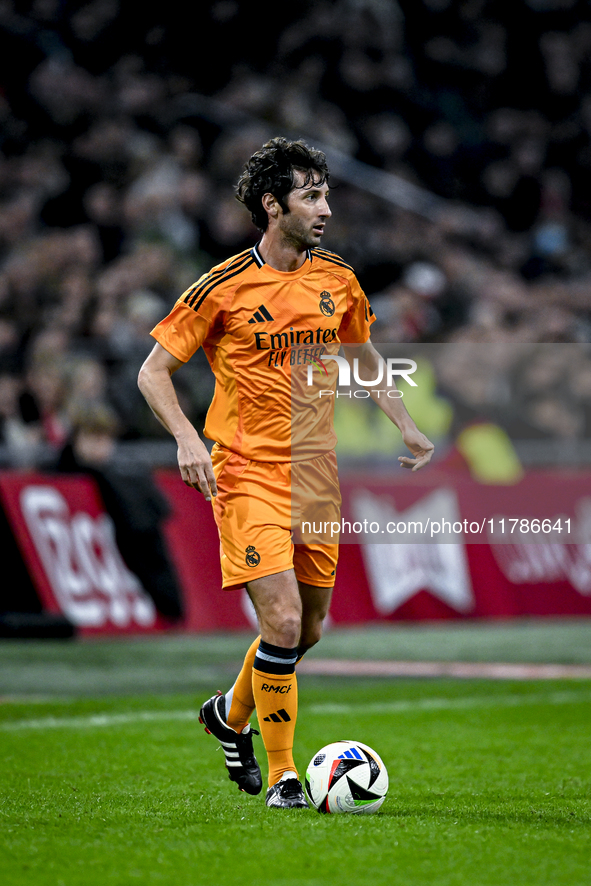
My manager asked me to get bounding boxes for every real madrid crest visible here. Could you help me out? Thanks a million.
[245,545,261,567]
[319,290,335,317]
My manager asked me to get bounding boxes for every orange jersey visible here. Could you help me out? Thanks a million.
[150,244,375,461]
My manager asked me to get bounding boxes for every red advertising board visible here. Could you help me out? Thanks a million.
[2,468,591,634]
[0,472,160,633]
[334,469,591,622]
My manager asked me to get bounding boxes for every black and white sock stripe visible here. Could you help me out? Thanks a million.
[254,640,298,675]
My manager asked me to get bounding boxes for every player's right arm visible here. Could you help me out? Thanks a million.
[138,342,217,500]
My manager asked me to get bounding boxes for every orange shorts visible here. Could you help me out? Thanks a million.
[211,444,340,590]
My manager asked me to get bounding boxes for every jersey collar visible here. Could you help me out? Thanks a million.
[251,243,312,269]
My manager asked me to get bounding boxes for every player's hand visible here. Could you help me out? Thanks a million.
[398,427,434,472]
[177,433,218,500]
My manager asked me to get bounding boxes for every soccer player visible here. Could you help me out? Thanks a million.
[138,138,434,808]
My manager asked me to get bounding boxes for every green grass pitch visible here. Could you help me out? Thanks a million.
[1,625,590,886]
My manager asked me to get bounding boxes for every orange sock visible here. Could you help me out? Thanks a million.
[252,641,299,787]
[225,635,259,732]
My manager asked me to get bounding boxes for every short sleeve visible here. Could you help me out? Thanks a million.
[150,280,225,363]
[337,275,375,344]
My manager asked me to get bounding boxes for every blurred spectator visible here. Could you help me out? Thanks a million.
[23,358,70,450]
[0,372,42,466]
[83,182,126,263]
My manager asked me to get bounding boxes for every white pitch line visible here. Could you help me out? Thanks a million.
[0,710,201,732]
[1,690,590,732]
[297,659,591,679]
[306,689,591,715]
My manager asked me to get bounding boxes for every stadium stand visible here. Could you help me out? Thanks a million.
[0,0,590,466]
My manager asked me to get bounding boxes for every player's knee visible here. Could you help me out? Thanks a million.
[261,610,301,647]
[277,614,301,647]
[299,618,324,652]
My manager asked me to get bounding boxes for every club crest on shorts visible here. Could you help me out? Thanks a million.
[245,545,261,567]
[319,291,335,317]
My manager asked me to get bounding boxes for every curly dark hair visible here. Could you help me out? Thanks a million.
[235,137,330,231]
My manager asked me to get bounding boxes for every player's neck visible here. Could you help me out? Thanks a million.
[257,231,307,272]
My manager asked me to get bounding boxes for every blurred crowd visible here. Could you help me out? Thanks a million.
[1,0,591,467]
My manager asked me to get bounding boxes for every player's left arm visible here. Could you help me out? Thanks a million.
[342,340,434,471]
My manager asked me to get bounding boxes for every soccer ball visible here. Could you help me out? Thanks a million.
[305,740,388,814]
